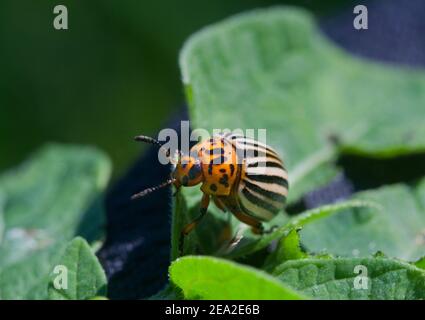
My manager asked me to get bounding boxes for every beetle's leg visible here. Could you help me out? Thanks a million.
[179,193,210,255]
[231,210,263,233]
[231,212,277,235]
[213,196,227,213]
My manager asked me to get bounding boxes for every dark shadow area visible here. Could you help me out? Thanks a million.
[286,172,354,215]
[338,152,425,191]
[97,109,188,299]
[320,0,425,68]
[287,153,425,215]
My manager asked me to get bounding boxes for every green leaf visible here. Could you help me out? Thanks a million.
[0,242,66,299]
[264,228,308,272]
[300,182,425,260]
[273,257,425,300]
[0,144,110,299]
[170,256,305,299]
[415,257,425,270]
[48,237,107,300]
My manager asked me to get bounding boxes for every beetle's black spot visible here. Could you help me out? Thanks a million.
[219,174,229,188]
[219,168,226,173]
[182,163,187,169]
[230,164,235,176]
[209,184,218,192]
[181,176,189,186]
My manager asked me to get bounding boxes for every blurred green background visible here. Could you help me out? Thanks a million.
[0,0,350,177]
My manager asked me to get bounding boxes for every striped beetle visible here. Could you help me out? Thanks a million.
[132,132,288,254]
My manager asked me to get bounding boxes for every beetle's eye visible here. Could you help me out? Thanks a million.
[188,163,202,180]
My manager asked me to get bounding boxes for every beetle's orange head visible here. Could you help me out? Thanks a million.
[173,155,203,187]
[131,135,205,200]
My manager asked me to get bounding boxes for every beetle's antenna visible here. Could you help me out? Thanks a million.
[131,178,176,200]
[134,135,171,158]
[134,135,184,166]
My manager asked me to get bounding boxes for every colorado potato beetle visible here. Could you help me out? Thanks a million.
[132,132,288,254]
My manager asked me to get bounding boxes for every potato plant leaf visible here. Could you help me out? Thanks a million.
[263,228,308,272]
[170,256,305,299]
[48,237,107,300]
[0,144,110,299]
[273,257,425,300]
[300,182,425,260]
[415,256,425,270]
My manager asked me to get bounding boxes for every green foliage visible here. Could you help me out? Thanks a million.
[48,237,107,300]
[264,228,308,271]
[268,225,425,300]
[0,145,110,299]
[170,256,305,299]
[415,256,425,270]
[300,182,425,260]
[274,257,425,300]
